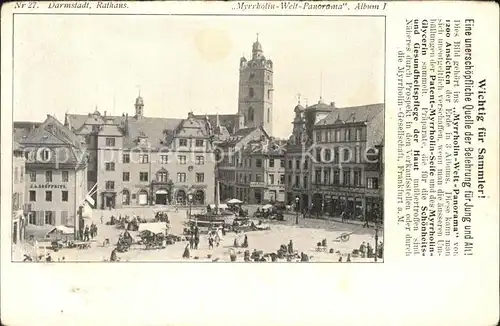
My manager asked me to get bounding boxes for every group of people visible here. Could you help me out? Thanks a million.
[187,226,200,251]
[233,234,248,248]
[358,241,384,259]
[81,223,98,242]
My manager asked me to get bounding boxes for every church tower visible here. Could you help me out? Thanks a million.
[135,92,144,118]
[238,34,274,135]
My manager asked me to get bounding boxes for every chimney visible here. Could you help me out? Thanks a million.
[330,102,335,108]
[104,111,107,117]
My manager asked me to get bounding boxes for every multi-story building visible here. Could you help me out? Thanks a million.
[285,99,333,210]
[12,141,26,243]
[14,115,88,231]
[285,99,384,220]
[65,97,216,209]
[217,126,286,204]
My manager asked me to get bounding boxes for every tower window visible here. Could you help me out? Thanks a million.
[267,90,271,99]
[249,88,254,98]
[267,108,270,123]
[248,107,254,122]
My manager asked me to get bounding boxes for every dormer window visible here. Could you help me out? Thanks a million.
[40,148,51,161]
[179,139,188,147]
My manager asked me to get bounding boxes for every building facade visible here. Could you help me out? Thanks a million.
[217,126,286,204]
[65,97,216,209]
[15,115,88,231]
[285,99,384,220]
[12,141,26,243]
[285,99,333,210]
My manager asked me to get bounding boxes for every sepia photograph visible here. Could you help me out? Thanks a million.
[11,14,385,263]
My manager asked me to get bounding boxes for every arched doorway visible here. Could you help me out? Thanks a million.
[176,189,186,205]
[193,190,205,205]
[155,189,169,205]
[122,189,130,206]
[138,189,148,206]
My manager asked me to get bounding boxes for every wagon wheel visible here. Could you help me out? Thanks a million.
[340,233,350,242]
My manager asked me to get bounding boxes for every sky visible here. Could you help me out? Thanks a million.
[13,15,384,138]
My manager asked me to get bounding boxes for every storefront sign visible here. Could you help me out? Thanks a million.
[30,184,67,189]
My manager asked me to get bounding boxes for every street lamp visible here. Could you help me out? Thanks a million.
[188,193,193,219]
[295,196,300,225]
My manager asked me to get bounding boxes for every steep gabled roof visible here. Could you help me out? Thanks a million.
[316,103,384,125]
[124,116,183,149]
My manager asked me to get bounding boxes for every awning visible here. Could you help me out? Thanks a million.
[155,189,168,195]
[48,225,74,235]
[138,222,166,234]
[209,204,228,210]
[227,198,243,204]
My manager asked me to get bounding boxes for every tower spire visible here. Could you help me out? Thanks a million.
[297,93,301,104]
[256,32,259,42]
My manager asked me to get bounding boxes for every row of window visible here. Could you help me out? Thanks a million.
[288,159,309,170]
[221,157,285,168]
[28,190,68,202]
[314,128,363,143]
[120,154,205,165]
[286,147,365,168]
[106,138,205,148]
[105,172,205,189]
[28,210,72,227]
[28,171,68,183]
[287,173,379,189]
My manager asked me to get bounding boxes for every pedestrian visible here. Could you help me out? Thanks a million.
[110,248,118,262]
[288,239,294,254]
[242,234,248,248]
[94,224,98,237]
[189,235,194,249]
[378,241,384,258]
[341,211,346,223]
[359,242,366,258]
[79,228,84,241]
[84,225,90,242]
[338,255,343,262]
[367,243,373,258]
[363,215,369,228]
[182,244,190,259]
[194,235,199,250]
[346,253,351,262]
[208,237,214,250]
[100,215,103,224]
